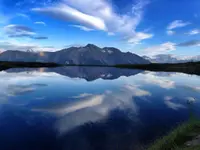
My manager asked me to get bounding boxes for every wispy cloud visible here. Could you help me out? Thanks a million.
[7,85,34,96]
[4,24,36,37]
[166,30,175,35]
[143,42,176,56]
[142,73,175,89]
[32,0,153,44]
[123,84,151,97]
[72,93,93,98]
[187,29,200,35]
[177,40,200,47]
[0,41,37,51]
[32,4,107,31]
[34,21,46,26]
[127,32,153,44]
[186,97,196,103]
[32,83,151,133]
[0,13,30,25]
[0,40,55,51]
[180,85,200,92]
[164,96,186,110]
[7,84,47,96]
[167,20,191,30]
[33,94,104,115]
[144,38,200,56]
[16,13,30,20]
[3,24,48,40]
[70,25,94,31]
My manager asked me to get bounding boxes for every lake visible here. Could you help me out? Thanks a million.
[0,67,200,150]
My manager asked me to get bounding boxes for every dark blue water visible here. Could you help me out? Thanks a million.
[0,67,199,150]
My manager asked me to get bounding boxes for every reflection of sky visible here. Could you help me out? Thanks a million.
[0,68,200,149]
[1,69,200,116]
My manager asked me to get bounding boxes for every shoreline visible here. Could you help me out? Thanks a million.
[0,61,199,76]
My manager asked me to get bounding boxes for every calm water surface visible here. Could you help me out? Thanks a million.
[0,67,200,150]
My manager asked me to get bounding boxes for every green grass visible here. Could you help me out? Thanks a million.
[148,118,200,150]
[176,145,200,150]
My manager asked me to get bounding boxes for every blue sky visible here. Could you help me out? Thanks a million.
[0,0,200,57]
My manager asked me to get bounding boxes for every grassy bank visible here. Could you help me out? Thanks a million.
[115,61,200,75]
[0,61,61,70]
[148,118,200,150]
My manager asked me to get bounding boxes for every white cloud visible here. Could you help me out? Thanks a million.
[72,93,93,98]
[3,24,48,40]
[32,0,153,44]
[34,45,56,51]
[142,73,175,89]
[167,20,191,30]
[63,95,104,114]
[107,32,115,36]
[124,84,151,97]
[33,94,104,116]
[32,4,107,31]
[0,40,36,51]
[16,13,30,20]
[7,85,34,96]
[3,24,36,37]
[188,29,200,35]
[164,96,173,101]
[0,40,56,52]
[34,21,46,26]
[33,84,150,116]
[164,96,186,110]
[127,32,153,44]
[0,70,61,104]
[186,97,196,103]
[70,25,94,31]
[143,42,176,56]
[166,30,175,35]
[31,83,151,133]
[7,84,47,96]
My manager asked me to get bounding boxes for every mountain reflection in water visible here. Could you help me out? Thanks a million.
[6,66,142,81]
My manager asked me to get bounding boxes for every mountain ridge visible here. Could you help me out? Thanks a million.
[143,54,200,63]
[0,44,150,65]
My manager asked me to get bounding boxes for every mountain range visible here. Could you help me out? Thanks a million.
[0,44,149,65]
[143,54,200,63]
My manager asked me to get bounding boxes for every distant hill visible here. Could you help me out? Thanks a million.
[115,61,200,75]
[0,44,149,65]
[143,54,200,63]
[0,60,199,76]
